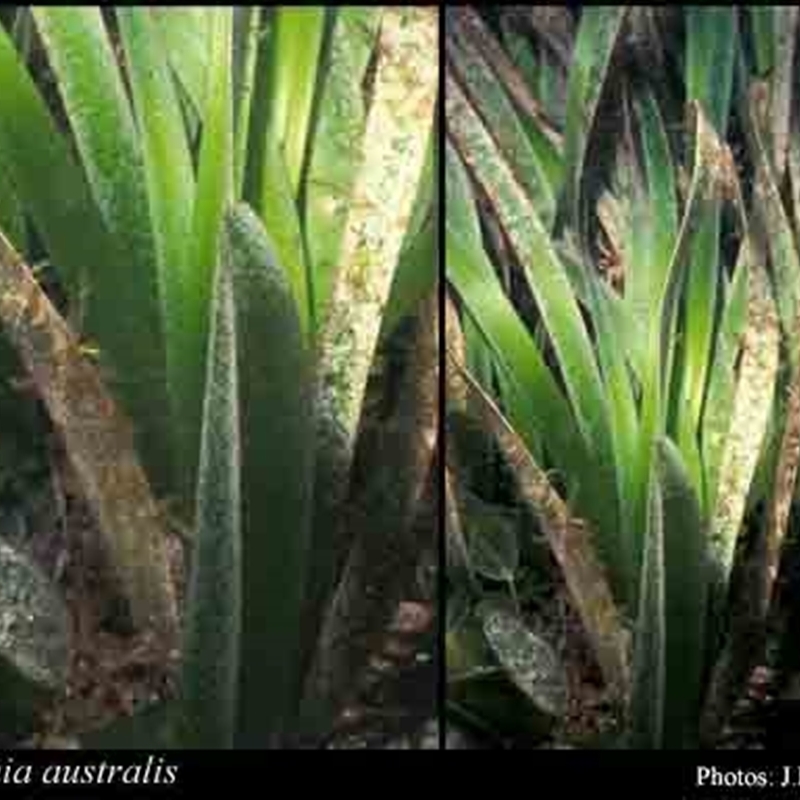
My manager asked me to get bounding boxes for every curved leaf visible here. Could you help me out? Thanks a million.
[151,7,214,115]
[116,6,196,471]
[711,256,779,583]
[658,438,708,749]
[303,8,381,323]
[0,21,105,294]
[175,240,240,750]
[629,473,666,749]
[676,8,737,502]
[257,140,310,338]
[32,6,172,489]
[177,7,234,503]
[447,10,557,230]
[560,7,628,236]
[224,205,315,746]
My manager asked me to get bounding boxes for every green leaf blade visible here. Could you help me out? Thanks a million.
[657,438,709,749]
[628,474,666,749]
[225,205,315,746]
[177,7,235,504]
[303,8,381,323]
[31,6,174,490]
[175,243,241,751]
[447,12,557,230]
[116,6,197,466]
[560,7,627,235]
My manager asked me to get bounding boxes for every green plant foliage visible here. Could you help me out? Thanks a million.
[174,236,241,749]
[0,5,439,749]
[445,5,800,749]
[32,7,174,491]
[224,206,315,746]
[167,204,315,748]
[303,9,381,324]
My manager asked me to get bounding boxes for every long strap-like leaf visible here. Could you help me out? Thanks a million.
[177,7,234,507]
[303,9,382,325]
[447,11,557,230]
[175,228,241,750]
[629,439,709,749]
[709,125,780,588]
[33,7,173,489]
[301,11,439,703]
[559,7,628,239]
[628,472,666,748]
[225,205,315,747]
[632,102,726,572]
[176,204,315,748]
[675,7,737,503]
[116,6,196,486]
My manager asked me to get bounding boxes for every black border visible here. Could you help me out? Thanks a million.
[2,749,800,794]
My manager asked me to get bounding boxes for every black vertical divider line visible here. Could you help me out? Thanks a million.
[436,3,447,753]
